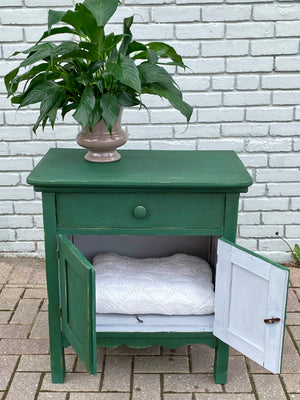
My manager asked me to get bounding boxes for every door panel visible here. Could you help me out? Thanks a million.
[58,234,97,375]
[213,238,289,374]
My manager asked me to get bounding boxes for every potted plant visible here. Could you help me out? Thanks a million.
[5,0,193,162]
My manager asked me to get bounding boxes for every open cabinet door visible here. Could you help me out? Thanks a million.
[58,234,97,375]
[213,238,289,374]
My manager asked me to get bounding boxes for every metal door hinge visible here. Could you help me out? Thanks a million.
[56,248,60,259]
[59,308,63,317]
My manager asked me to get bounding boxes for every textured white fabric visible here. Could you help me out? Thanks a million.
[93,253,215,315]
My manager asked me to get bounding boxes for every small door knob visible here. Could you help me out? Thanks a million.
[133,205,147,219]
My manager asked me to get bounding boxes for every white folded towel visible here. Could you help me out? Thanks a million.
[93,253,215,315]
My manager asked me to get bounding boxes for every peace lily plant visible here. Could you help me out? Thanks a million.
[5,0,192,142]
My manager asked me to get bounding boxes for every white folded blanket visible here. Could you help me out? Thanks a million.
[93,253,215,315]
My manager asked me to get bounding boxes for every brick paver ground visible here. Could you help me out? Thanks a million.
[0,257,299,400]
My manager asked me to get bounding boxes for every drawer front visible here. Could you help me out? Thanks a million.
[56,192,225,230]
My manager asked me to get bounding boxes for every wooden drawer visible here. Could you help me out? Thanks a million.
[56,192,225,230]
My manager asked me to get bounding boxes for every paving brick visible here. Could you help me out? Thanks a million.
[132,373,161,400]
[0,261,13,284]
[37,393,67,400]
[18,354,76,372]
[0,287,23,310]
[288,395,300,400]
[8,265,34,285]
[75,348,105,372]
[69,394,130,400]
[30,311,48,339]
[0,323,30,338]
[5,372,41,400]
[24,288,47,299]
[190,344,214,373]
[134,356,189,373]
[195,395,255,400]
[246,358,268,374]
[288,289,300,312]
[281,351,300,374]
[283,329,297,355]
[162,346,188,356]
[253,375,286,399]
[286,313,300,325]
[106,345,160,355]
[42,373,101,391]
[0,311,12,323]
[102,355,132,392]
[30,268,46,285]
[0,338,49,354]
[0,355,19,390]
[164,374,222,392]
[282,374,300,393]
[290,326,300,341]
[290,268,300,287]
[224,356,252,393]
[164,395,192,400]
[10,299,41,325]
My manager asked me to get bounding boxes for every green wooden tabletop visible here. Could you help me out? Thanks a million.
[27,149,253,191]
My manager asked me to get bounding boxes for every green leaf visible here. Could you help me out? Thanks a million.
[293,244,300,262]
[38,27,79,43]
[20,43,56,68]
[48,9,66,32]
[105,33,123,53]
[100,93,120,133]
[138,62,175,86]
[147,42,186,68]
[83,0,119,27]
[127,41,147,55]
[5,67,19,95]
[74,4,99,41]
[17,81,60,107]
[48,92,65,128]
[119,15,133,55]
[116,91,140,107]
[55,41,79,56]
[62,102,77,119]
[107,54,141,93]
[148,49,158,64]
[89,61,104,74]
[93,78,104,93]
[143,82,192,122]
[73,84,96,128]
[57,49,97,62]
[32,85,65,133]
[61,9,83,34]
[88,99,102,131]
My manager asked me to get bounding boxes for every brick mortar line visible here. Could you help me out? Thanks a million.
[1,354,21,400]
[245,359,260,400]
[6,288,26,325]
[27,298,44,338]
[98,349,106,392]
[279,374,291,400]
[34,371,45,400]
[129,355,134,400]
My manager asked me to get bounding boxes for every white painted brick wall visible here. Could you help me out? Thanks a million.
[0,0,300,262]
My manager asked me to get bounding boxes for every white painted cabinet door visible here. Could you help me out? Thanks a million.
[213,238,289,374]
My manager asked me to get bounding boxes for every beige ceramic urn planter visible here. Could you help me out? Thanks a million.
[76,109,127,163]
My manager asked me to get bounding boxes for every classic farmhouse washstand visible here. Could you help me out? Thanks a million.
[27,149,289,384]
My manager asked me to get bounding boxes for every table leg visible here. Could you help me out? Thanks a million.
[43,193,66,383]
[214,339,229,384]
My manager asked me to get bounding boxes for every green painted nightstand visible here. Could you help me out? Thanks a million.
[27,149,289,384]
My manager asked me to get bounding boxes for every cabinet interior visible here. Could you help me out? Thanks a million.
[69,234,218,333]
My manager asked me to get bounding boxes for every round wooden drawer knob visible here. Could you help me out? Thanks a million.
[133,205,147,219]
